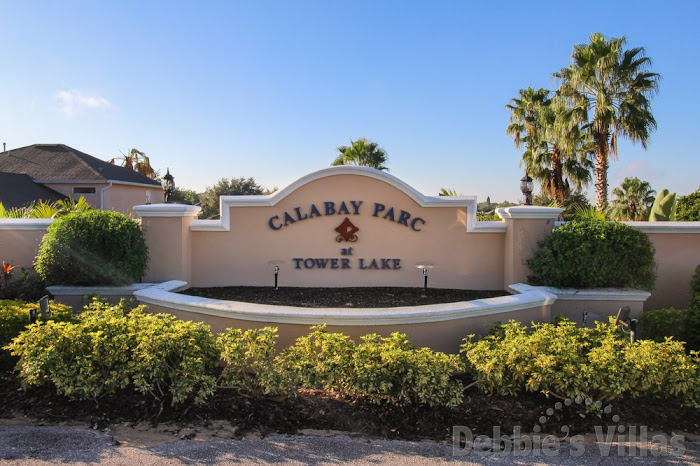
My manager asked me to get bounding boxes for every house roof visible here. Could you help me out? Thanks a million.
[0,144,161,187]
[0,172,68,209]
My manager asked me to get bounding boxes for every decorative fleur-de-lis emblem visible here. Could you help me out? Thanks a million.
[335,217,359,242]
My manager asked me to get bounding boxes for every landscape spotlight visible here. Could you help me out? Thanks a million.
[162,168,175,203]
[520,172,533,206]
[274,265,280,290]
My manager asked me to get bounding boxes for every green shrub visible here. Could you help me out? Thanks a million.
[217,327,283,397]
[527,220,656,290]
[690,265,700,313]
[276,325,355,393]
[688,265,700,351]
[351,333,463,407]
[35,210,148,286]
[0,299,73,369]
[6,300,218,405]
[639,308,688,343]
[128,308,218,405]
[277,325,463,407]
[676,187,700,221]
[461,319,700,407]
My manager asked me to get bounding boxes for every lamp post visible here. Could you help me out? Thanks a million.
[520,172,533,206]
[162,168,175,203]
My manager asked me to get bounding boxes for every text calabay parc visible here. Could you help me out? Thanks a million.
[268,200,426,271]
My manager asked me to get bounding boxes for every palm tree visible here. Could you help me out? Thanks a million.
[611,176,656,221]
[506,87,549,164]
[554,33,660,209]
[110,148,159,179]
[332,138,389,171]
[508,89,593,204]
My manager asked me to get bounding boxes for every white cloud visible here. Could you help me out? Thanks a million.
[53,90,113,117]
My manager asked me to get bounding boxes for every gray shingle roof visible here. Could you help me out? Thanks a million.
[0,144,161,186]
[0,172,68,209]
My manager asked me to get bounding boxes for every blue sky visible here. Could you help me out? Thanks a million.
[1,1,698,203]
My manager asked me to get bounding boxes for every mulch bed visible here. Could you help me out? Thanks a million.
[181,287,509,308]
[2,371,698,440]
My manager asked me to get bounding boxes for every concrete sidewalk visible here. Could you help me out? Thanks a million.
[1,425,699,465]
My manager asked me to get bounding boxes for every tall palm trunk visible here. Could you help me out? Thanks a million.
[550,148,564,204]
[593,131,609,209]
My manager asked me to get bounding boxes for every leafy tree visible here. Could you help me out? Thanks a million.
[332,138,389,171]
[610,177,656,221]
[110,148,159,179]
[555,32,660,209]
[170,188,201,206]
[677,187,700,221]
[199,177,268,219]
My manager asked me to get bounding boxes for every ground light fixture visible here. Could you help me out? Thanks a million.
[274,266,279,290]
[520,172,533,206]
[615,306,638,343]
[415,264,433,296]
[162,168,175,203]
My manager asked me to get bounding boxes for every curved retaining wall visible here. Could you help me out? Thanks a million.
[134,281,556,354]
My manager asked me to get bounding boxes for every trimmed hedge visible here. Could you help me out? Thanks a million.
[35,210,148,286]
[527,220,656,290]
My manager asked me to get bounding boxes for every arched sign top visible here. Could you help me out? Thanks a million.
[189,165,504,233]
[224,166,476,208]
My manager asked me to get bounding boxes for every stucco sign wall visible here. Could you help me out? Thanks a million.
[139,166,509,290]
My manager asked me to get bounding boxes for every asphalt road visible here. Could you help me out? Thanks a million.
[1,425,700,465]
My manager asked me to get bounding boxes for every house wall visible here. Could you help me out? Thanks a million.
[44,183,104,208]
[104,184,164,216]
[42,182,163,216]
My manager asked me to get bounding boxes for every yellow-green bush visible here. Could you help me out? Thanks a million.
[0,299,73,368]
[461,318,700,407]
[217,327,282,397]
[6,300,218,405]
[276,325,463,407]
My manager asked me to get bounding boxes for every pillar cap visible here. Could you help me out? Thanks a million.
[133,203,201,218]
[496,206,562,220]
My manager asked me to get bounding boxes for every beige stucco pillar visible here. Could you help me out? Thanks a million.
[497,206,563,289]
[133,204,201,284]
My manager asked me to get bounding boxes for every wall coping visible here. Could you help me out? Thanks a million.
[188,166,505,233]
[508,283,651,301]
[0,218,53,230]
[623,221,700,234]
[134,204,202,218]
[496,206,563,220]
[47,283,164,297]
[133,280,557,326]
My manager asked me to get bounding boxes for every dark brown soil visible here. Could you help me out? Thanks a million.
[1,371,698,440]
[181,287,509,308]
